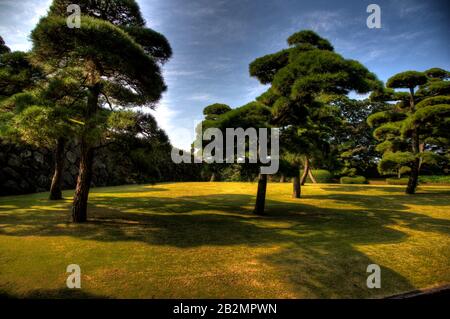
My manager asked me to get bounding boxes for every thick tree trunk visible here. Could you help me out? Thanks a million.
[292,176,301,198]
[72,84,100,223]
[300,157,309,185]
[254,174,267,215]
[71,142,94,222]
[49,138,66,200]
[406,158,420,194]
[280,174,285,183]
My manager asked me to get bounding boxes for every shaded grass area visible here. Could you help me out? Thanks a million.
[0,182,449,298]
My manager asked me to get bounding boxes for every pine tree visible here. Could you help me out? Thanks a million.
[31,0,171,222]
[368,68,450,194]
[249,30,378,213]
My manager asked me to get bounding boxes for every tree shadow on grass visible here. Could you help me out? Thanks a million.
[308,185,450,210]
[0,190,449,297]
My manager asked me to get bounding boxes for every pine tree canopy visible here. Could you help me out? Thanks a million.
[31,16,166,107]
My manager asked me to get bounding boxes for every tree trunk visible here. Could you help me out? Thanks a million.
[292,176,301,198]
[406,158,420,194]
[210,172,216,182]
[406,130,420,195]
[398,170,401,179]
[406,87,420,195]
[71,142,94,222]
[280,174,285,183]
[49,138,66,200]
[308,167,317,184]
[72,84,100,223]
[254,174,267,215]
[300,157,309,185]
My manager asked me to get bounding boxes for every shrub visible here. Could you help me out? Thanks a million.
[386,178,409,185]
[306,169,333,183]
[340,176,367,184]
[419,175,450,184]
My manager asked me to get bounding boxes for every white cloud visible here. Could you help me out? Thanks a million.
[0,0,51,51]
[147,98,198,151]
[188,93,216,102]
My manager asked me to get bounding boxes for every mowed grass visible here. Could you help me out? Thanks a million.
[0,182,449,298]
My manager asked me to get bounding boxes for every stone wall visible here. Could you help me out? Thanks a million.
[0,141,136,196]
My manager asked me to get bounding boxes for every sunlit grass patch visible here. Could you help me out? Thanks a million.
[0,182,449,298]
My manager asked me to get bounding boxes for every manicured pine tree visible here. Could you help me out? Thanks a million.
[368,68,450,194]
[249,30,378,213]
[198,102,271,184]
[31,0,171,222]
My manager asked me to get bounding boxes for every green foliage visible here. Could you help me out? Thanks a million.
[416,95,450,109]
[386,178,409,185]
[123,26,172,64]
[413,104,450,125]
[370,68,450,188]
[378,152,416,174]
[248,30,378,184]
[367,111,406,128]
[249,49,290,84]
[424,68,449,80]
[373,121,402,141]
[306,169,333,183]
[203,103,231,120]
[0,51,43,98]
[287,30,334,51]
[0,35,10,55]
[386,71,427,89]
[256,88,279,106]
[340,176,367,184]
[48,0,146,27]
[31,16,166,105]
[419,175,450,184]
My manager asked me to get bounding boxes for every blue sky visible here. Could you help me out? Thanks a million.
[0,0,449,150]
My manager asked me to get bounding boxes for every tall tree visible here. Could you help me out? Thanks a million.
[250,30,379,213]
[368,68,450,194]
[31,0,171,222]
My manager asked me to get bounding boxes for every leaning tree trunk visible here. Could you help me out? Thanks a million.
[72,84,99,223]
[254,174,267,215]
[300,157,309,185]
[49,138,66,200]
[308,167,317,184]
[292,176,301,198]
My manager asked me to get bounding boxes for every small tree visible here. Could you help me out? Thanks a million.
[368,68,450,194]
[2,70,85,199]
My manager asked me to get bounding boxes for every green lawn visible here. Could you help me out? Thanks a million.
[0,182,449,298]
